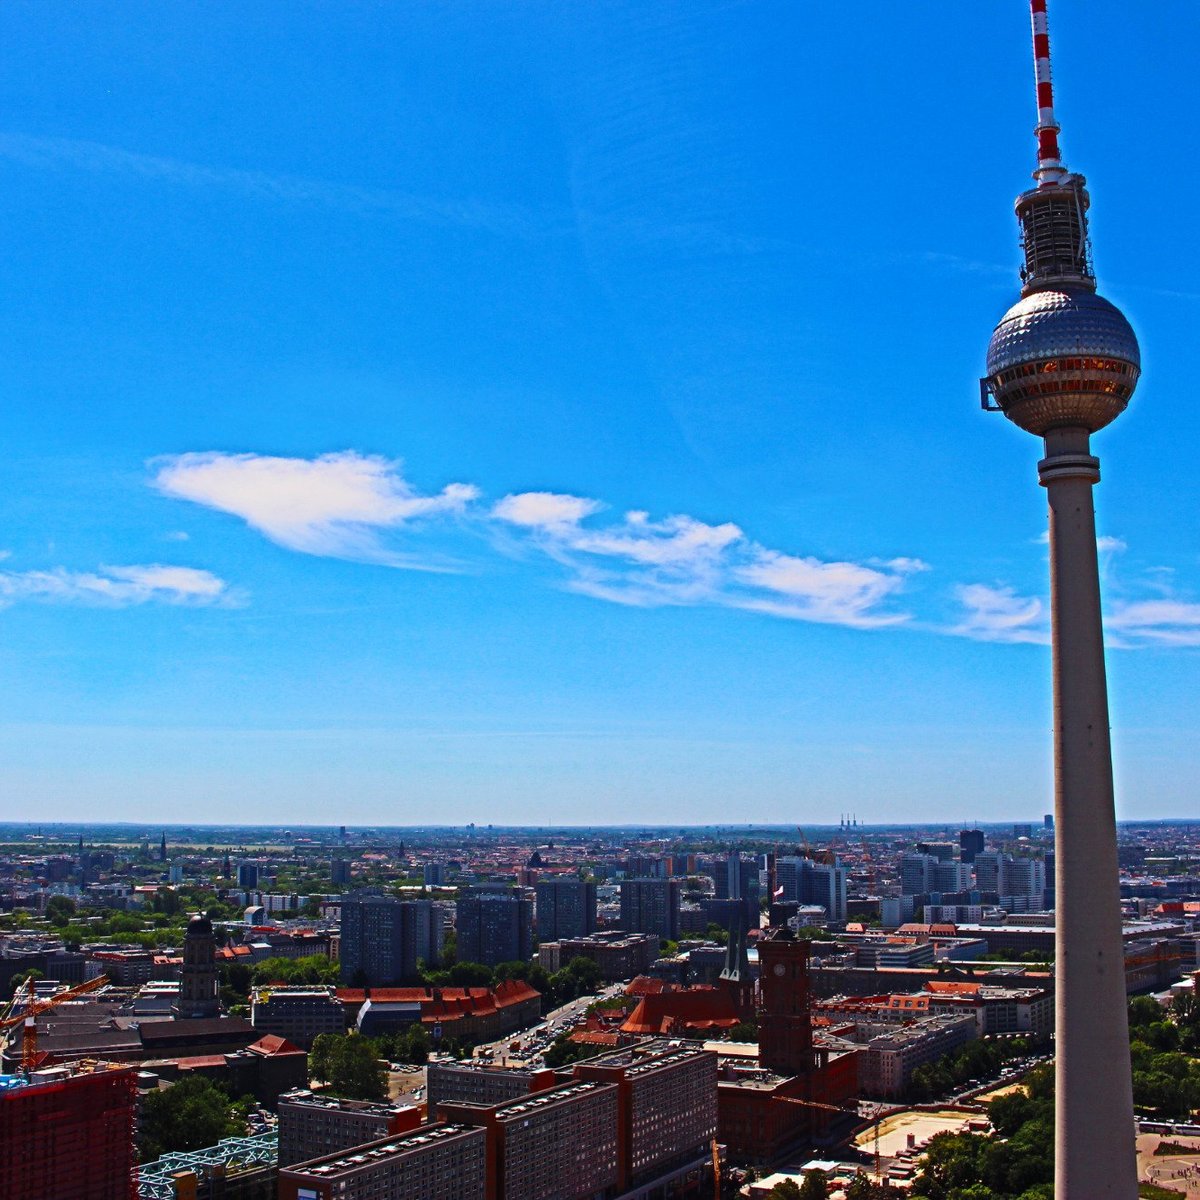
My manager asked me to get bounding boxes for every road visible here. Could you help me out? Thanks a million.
[471,982,626,1065]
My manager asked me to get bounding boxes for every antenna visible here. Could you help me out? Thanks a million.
[1029,0,1068,186]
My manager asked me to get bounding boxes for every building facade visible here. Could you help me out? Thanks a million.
[339,892,443,985]
[619,879,681,942]
[534,878,597,942]
[456,889,534,968]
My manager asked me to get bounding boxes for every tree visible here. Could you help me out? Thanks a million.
[138,1077,242,1162]
[45,896,77,926]
[767,1181,802,1199]
[320,1035,387,1100]
[798,1169,829,1199]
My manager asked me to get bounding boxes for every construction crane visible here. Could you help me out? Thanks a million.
[775,1094,883,1177]
[0,976,109,1071]
[796,827,836,866]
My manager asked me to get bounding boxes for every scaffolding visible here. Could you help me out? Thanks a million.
[0,1066,138,1200]
[138,1131,278,1200]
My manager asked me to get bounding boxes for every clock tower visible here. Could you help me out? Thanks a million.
[756,927,814,1075]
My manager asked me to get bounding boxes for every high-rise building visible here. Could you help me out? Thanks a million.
[173,912,219,1019]
[441,1081,620,1200]
[456,888,534,967]
[959,829,986,864]
[534,878,597,942]
[713,853,760,903]
[915,841,956,862]
[423,862,446,887]
[979,3,1141,1193]
[973,852,1006,896]
[1006,858,1047,905]
[330,858,351,887]
[933,861,974,894]
[0,1067,138,1200]
[236,861,259,889]
[756,928,814,1076]
[899,853,938,896]
[619,878,681,941]
[796,860,848,924]
[576,1045,719,1194]
[339,892,443,985]
[774,856,848,923]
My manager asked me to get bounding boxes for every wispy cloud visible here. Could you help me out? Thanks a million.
[949,583,1049,645]
[491,491,921,628]
[152,451,478,567]
[1108,600,1200,647]
[0,564,234,608]
[0,132,540,238]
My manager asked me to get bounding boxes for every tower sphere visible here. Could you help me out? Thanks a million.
[985,288,1140,436]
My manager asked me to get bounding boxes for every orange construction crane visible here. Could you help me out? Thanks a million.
[0,976,109,1071]
[796,827,836,867]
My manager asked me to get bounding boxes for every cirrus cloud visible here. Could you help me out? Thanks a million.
[0,564,234,608]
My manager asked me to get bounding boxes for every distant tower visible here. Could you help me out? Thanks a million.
[979,4,1139,1197]
[159,831,167,862]
[174,913,219,1019]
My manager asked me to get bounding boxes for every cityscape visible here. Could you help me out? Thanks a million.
[2,2,1197,1200]
[3,816,1200,1198]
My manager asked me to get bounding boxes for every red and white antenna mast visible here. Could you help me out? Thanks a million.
[1029,0,1069,186]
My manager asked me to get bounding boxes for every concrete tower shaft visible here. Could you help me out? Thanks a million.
[981,4,1141,1198]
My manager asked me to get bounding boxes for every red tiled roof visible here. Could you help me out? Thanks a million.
[621,988,740,1036]
[247,1034,304,1057]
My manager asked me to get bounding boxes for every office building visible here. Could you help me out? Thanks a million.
[859,1014,978,1099]
[278,1122,487,1200]
[534,878,596,942]
[339,892,443,986]
[619,879,681,942]
[959,829,986,864]
[251,986,346,1049]
[899,853,937,896]
[277,1090,421,1167]
[441,1081,620,1200]
[537,931,658,981]
[933,861,974,893]
[456,888,534,968]
[577,1045,718,1194]
[426,1060,558,1120]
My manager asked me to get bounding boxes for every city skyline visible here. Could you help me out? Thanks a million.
[2,1,1196,824]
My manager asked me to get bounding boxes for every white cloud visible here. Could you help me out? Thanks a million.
[491,492,603,529]
[950,583,1049,645]
[0,564,234,608]
[491,490,915,626]
[153,451,478,565]
[734,551,920,628]
[1107,599,1200,647]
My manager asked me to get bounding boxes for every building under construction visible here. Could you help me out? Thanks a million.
[0,1065,138,1200]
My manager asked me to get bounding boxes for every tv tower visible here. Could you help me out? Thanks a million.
[980,3,1139,1197]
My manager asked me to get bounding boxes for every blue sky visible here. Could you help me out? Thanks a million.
[1,1,1196,826]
